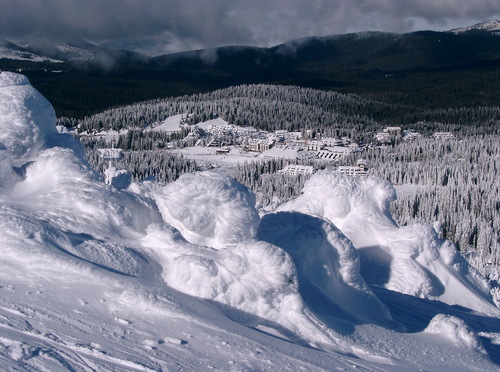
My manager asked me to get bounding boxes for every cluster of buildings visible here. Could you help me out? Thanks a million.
[184,123,368,163]
[278,160,368,177]
[181,121,454,178]
[433,132,454,139]
[338,159,368,177]
[182,123,373,175]
[278,164,314,176]
[374,126,454,144]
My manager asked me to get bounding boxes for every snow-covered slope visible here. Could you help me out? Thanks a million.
[449,20,500,35]
[0,71,499,371]
[0,39,133,64]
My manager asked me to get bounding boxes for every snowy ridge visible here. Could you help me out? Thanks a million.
[0,71,499,371]
[449,20,500,35]
[0,40,64,63]
[0,39,116,64]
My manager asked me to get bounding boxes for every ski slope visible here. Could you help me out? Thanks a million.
[0,71,499,371]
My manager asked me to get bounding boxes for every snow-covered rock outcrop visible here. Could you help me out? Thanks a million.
[258,211,400,330]
[0,71,162,278]
[145,171,393,347]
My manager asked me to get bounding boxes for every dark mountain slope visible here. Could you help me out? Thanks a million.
[1,27,499,117]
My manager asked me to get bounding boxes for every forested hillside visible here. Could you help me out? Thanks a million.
[66,84,500,138]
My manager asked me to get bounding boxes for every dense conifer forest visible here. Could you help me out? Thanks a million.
[64,84,500,137]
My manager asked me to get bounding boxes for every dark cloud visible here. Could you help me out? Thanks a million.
[1,0,500,55]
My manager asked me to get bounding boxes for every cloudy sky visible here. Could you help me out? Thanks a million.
[2,0,500,55]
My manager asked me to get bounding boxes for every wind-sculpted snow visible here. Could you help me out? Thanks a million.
[141,223,343,348]
[425,314,486,353]
[257,211,401,331]
[0,72,499,370]
[9,147,162,238]
[152,172,260,249]
[279,171,498,315]
[0,71,58,166]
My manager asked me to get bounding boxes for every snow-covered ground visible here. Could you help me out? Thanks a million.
[1,71,500,371]
[393,184,426,199]
[169,145,260,175]
[0,41,64,63]
[146,114,186,133]
[449,20,500,34]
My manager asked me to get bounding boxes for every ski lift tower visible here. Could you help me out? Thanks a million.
[98,148,123,169]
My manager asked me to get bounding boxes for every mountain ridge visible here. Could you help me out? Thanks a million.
[449,20,500,35]
[1,21,499,117]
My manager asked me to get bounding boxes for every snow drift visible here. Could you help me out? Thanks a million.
[152,172,260,249]
[257,211,401,331]
[0,71,499,371]
[279,171,498,315]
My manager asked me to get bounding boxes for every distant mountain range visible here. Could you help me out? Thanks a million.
[1,20,499,118]
[449,19,500,35]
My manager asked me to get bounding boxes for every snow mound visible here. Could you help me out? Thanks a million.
[0,71,30,87]
[258,211,401,330]
[153,172,260,249]
[425,314,486,353]
[142,223,342,348]
[105,166,132,189]
[0,71,57,166]
[145,172,401,346]
[9,147,162,238]
[279,171,498,314]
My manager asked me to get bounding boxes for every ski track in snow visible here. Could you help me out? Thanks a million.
[0,71,499,371]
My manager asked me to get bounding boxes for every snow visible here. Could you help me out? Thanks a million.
[425,314,486,352]
[152,172,260,249]
[105,166,132,189]
[450,20,500,34]
[0,41,64,63]
[0,72,58,166]
[278,171,498,315]
[257,211,401,331]
[0,72,499,371]
[147,113,185,132]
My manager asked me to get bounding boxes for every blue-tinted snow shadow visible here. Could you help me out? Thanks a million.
[208,301,324,351]
[357,245,392,286]
[258,211,403,334]
[359,246,446,297]
[372,286,500,365]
